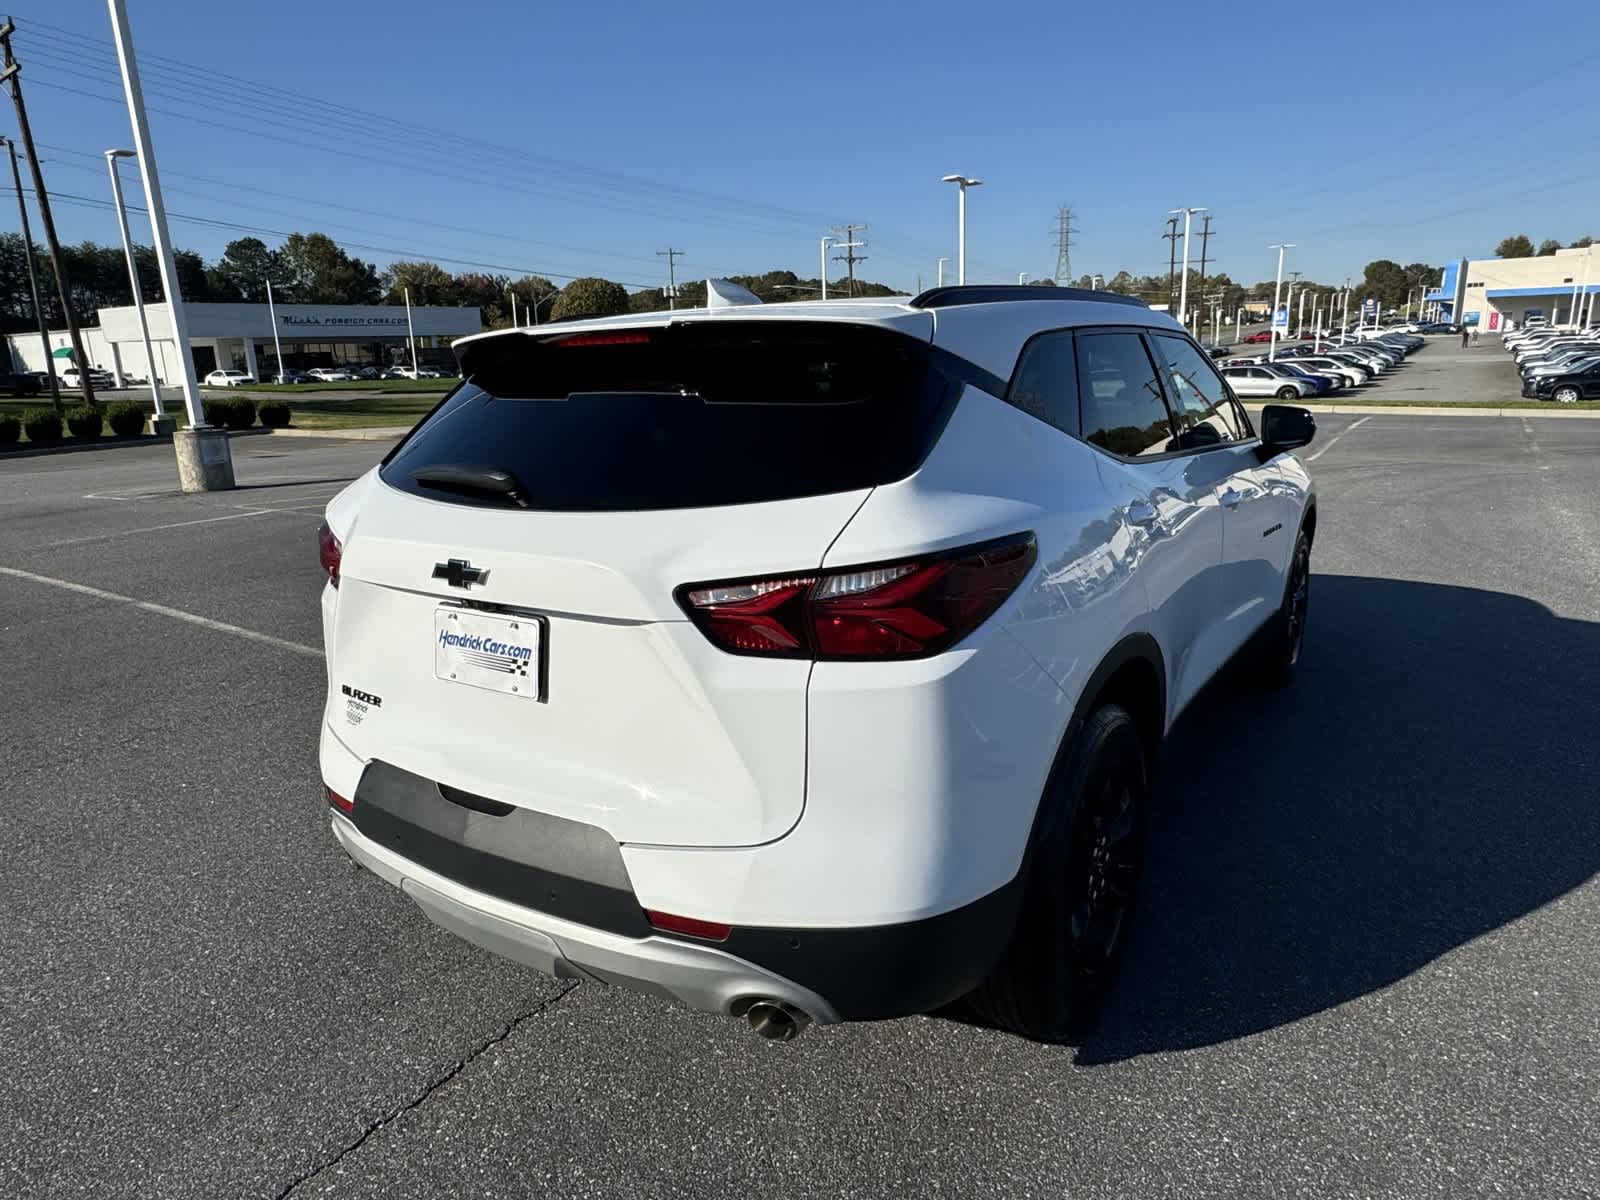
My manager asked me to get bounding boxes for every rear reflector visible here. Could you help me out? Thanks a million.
[317,521,342,586]
[678,532,1036,661]
[326,787,354,814]
[645,910,732,942]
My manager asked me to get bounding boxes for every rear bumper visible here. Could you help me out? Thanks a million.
[331,812,843,1023]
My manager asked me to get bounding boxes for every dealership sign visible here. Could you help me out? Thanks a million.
[278,314,410,329]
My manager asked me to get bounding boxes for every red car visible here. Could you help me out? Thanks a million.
[1242,330,1275,344]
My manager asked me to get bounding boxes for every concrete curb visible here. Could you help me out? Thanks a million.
[267,426,405,441]
[0,434,173,461]
[1292,404,1600,419]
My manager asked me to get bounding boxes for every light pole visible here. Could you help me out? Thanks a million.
[0,135,57,410]
[104,147,167,425]
[1090,273,1103,290]
[265,278,285,384]
[1268,242,1294,362]
[508,289,518,329]
[941,174,981,285]
[1170,206,1206,325]
[403,286,419,377]
[820,237,832,301]
[1018,272,1029,285]
[107,0,228,488]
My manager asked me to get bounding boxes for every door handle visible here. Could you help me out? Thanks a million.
[1219,488,1244,509]
[1126,500,1159,527]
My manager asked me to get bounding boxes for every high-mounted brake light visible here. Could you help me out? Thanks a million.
[678,533,1036,661]
[550,331,653,347]
[317,521,342,586]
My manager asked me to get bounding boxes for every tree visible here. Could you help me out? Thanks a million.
[1537,239,1562,256]
[1359,259,1411,310]
[508,275,559,323]
[207,237,291,301]
[1495,234,1534,259]
[278,232,382,304]
[1572,235,1595,248]
[384,260,455,307]
[549,276,630,321]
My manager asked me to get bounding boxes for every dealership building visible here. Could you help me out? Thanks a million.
[5,301,483,384]
[1427,246,1599,331]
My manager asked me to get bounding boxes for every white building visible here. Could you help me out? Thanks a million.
[6,301,483,384]
[1426,246,1599,332]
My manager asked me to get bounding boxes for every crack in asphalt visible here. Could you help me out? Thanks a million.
[274,982,580,1199]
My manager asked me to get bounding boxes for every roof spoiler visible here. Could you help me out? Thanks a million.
[909,284,1147,310]
[706,278,763,309]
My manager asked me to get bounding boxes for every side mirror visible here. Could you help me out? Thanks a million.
[1260,404,1316,452]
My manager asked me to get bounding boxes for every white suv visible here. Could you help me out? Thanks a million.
[317,287,1318,1042]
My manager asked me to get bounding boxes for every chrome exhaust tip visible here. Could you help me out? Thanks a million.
[743,999,810,1041]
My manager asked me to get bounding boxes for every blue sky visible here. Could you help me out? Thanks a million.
[14,0,1600,293]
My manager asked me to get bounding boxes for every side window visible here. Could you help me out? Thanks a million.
[1153,334,1246,447]
[1006,331,1078,437]
[1075,331,1176,457]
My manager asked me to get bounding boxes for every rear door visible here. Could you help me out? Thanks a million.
[325,318,948,848]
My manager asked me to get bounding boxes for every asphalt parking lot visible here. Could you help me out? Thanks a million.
[3,398,1598,1196]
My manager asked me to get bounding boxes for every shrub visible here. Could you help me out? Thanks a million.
[66,406,104,440]
[257,400,291,428]
[202,395,238,427]
[22,408,62,444]
[224,396,256,430]
[107,401,147,437]
[0,413,19,446]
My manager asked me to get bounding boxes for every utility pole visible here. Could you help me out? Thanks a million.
[1053,204,1077,286]
[1162,215,1180,310]
[1195,213,1214,312]
[830,224,867,297]
[656,246,684,310]
[0,20,95,407]
[1170,207,1206,326]
[0,134,57,411]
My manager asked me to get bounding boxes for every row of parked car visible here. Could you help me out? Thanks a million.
[1215,329,1425,399]
[1507,325,1600,402]
[202,364,450,387]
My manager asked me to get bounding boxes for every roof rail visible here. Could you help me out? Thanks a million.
[908,284,1147,310]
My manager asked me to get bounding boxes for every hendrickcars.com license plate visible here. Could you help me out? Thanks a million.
[434,606,543,700]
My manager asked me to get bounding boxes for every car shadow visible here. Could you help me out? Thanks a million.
[1069,573,1600,1063]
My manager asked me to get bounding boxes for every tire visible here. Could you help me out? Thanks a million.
[1257,529,1311,689]
[1276,386,1299,400]
[1553,386,1580,404]
[965,704,1150,1042]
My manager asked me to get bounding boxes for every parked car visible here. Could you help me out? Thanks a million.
[353,365,382,380]
[0,369,41,397]
[204,369,255,387]
[315,288,1319,1042]
[1294,357,1365,388]
[1241,329,1276,344]
[1522,359,1600,402]
[307,367,358,382]
[1221,363,1315,399]
[1201,343,1232,358]
[1273,363,1339,394]
[272,368,313,384]
[61,366,116,389]
[1523,353,1600,380]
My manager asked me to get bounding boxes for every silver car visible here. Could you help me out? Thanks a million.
[1222,364,1314,400]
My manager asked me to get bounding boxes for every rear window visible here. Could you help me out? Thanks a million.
[381,322,954,511]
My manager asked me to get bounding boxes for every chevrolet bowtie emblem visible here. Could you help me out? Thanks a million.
[432,559,488,589]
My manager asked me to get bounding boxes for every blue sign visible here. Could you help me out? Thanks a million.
[1273,306,1289,330]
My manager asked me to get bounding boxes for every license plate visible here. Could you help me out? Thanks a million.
[434,606,543,700]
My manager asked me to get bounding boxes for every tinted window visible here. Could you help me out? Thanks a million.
[382,322,954,511]
[1153,335,1246,447]
[1075,332,1175,457]
[1006,331,1078,436]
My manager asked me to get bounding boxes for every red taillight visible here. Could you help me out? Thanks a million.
[645,910,732,942]
[317,521,342,586]
[326,787,354,814]
[678,533,1036,661]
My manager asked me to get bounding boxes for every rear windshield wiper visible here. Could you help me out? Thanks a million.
[410,464,531,508]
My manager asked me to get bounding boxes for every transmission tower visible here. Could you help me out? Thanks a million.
[1053,205,1077,285]
[830,224,867,296]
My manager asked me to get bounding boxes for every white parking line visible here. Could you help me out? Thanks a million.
[37,508,280,549]
[1306,414,1374,462]
[0,565,321,658]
